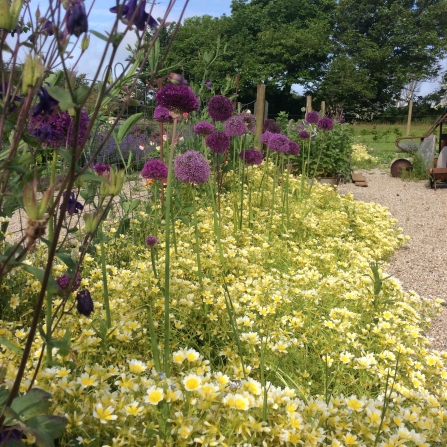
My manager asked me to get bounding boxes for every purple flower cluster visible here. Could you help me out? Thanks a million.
[174,150,210,184]
[288,141,300,156]
[224,115,246,137]
[268,133,290,153]
[76,289,94,317]
[298,130,310,139]
[205,131,230,154]
[141,159,168,180]
[193,121,215,137]
[317,117,334,131]
[305,111,320,124]
[260,131,274,145]
[207,95,233,122]
[92,163,110,177]
[57,273,81,292]
[263,119,281,133]
[153,105,173,123]
[239,149,263,165]
[156,83,199,116]
[146,236,158,247]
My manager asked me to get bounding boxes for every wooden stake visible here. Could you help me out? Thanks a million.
[306,95,312,113]
[255,84,266,150]
[406,99,413,136]
[321,101,326,115]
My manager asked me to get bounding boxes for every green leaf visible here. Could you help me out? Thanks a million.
[55,251,77,270]
[11,388,51,419]
[116,113,143,144]
[0,386,10,408]
[74,86,90,105]
[25,415,67,447]
[20,265,59,295]
[90,30,109,42]
[45,86,76,111]
[0,336,23,355]
[78,172,108,184]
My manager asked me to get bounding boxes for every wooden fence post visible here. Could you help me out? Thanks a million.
[255,84,266,150]
[237,102,242,114]
[306,95,312,113]
[406,99,413,136]
[321,101,326,115]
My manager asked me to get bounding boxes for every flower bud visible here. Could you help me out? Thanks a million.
[23,180,54,221]
[83,210,102,233]
[107,167,125,195]
[0,0,23,30]
[81,33,90,51]
[36,6,41,19]
[76,289,94,317]
[22,55,45,94]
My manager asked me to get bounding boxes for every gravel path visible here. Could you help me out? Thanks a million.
[338,169,447,352]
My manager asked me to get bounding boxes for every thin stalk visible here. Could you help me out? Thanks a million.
[147,304,161,371]
[150,248,158,279]
[239,154,246,230]
[153,181,159,237]
[260,150,270,207]
[190,185,203,286]
[47,150,58,243]
[99,223,112,328]
[268,153,279,242]
[45,294,53,366]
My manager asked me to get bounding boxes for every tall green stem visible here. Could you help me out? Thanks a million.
[268,154,279,242]
[99,223,112,328]
[190,185,203,286]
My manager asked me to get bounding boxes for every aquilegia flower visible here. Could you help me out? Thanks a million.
[174,150,210,184]
[305,111,320,124]
[76,289,94,317]
[238,149,263,165]
[32,87,59,117]
[298,130,310,139]
[317,117,334,131]
[92,163,111,177]
[155,83,199,117]
[260,131,274,145]
[288,141,300,156]
[66,0,88,37]
[146,236,158,247]
[193,121,214,137]
[263,118,280,133]
[28,18,54,43]
[57,273,81,292]
[207,95,233,122]
[224,115,246,137]
[141,159,168,180]
[205,131,230,154]
[153,105,173,123]
[110,0,158,31]
[61,191,84,214]
[268,133,290,153]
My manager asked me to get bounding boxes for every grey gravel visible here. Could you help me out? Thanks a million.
[338,169,447,352]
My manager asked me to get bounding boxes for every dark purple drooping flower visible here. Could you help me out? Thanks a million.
[268,133,290,153]
[76,289,94,317]
[263,119,281,133]
[305,111,320,125]
[141,159,168,180]
[57,273,82,292]
[193,121,215,137]
[207,95,234,122]
[155,83,199,116]
[298,130,310,139]
[66,0,88,37]
[153,105,173,123]
[92,163,111,177]
[238,149,263,165]
[317,117,334,131]
[110,0,158,31]
[260,131,274,145]
[224,115,246,137]
[146,236,158,247]
[174,150,210,184]
[28,18,54,43]
[0,427,23,444]
[205,131,230,154]
[168,73,188,85]
[61,191,84,214]
[32,87,59,117]
[288,141,300,156]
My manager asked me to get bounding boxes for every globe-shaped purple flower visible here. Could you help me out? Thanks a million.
[296,124,305,131]
[141,159,168,180]
[174,150,210,184]
[205,131,230,154]
[153,105,173,123]
[92,163,110,177]
[268,133,290,153]
[193,121,215,137]
[57,273,81,293]
[305,111,320,124]
[155,83,199,116]
[317,117,334,131]
[224,115,246,137]
[208,95,234,122]
[288,141,300,156]
[263,118,281,133]
[298,130,310,139]
[239,149,263,165]
[146,236,158,247]
[260,131,274,145]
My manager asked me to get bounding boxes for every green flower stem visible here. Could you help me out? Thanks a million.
[163,116,178,376]
[150,248,158,279]
[260,149,270,207]
[268,153,279,242]
[248,168,253,229]
[239,153,246,230]
[190,185,203,287]
[48,150,58,243]
[153,181,159,238]
[99,222,112,329]
[147,304,161,371]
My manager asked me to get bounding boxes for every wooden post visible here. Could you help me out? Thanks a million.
[321,101,326,115]
[406,99,413,136]
[237,102,242,114]
[255,84,266,150]
[306,95,312,113]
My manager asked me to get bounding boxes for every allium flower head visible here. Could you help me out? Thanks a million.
[296,124,305,131]
[174,150,210,184]
[260,131,273,145]
[239,149,263,165]
[141,159,168,180]
[224,115,246,137]
[193,121,214,137]
[263,118,280,133]
[153,105,173,123]
[155,83,199,116]
[317,117,334,131]
[66,0,88,37]
[92,163,110,177]
[207,95,233,122]
[146,236,158,247]
[268,133,290,153]
[205,131,230,154]
[288,141,300,156]
[305,111,320,124]
[76,289,94,317]
[110,0,158,31]
[57,273,81,292]
[298,130,310,139]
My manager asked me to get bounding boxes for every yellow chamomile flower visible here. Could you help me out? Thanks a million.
[145,386,164,405]
[93,403,117,424]
[183,374,202,391]
[127,359,147,374]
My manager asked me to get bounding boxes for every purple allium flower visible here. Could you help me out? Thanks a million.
[205,79,212,90]
[305,111,320,124]
[146,236,158,247]
[60,191,84,214]
[317,117,334,131]
[263,118,281,133]
[268,133,290,153]
[260,131,274,145]
[242,113,256,133]
[298,130,310,139]
[110,0,158,31]
[155,83,199,116]
[153,105,173,123]
[57,273,81,292]
[224,115,246,137]
[238,149,263,165]
[168,73,188,85]
[296,124,305,131]
[205,131,230,154]
[288,141,300,156]
[193,121,215,137]
[66,0,88,37]
[141,159,168,180]
[207,95,233,122]
[92,163,111,177]
[76,289,94,317]
[32,87,59,117]
[174,150,210,184]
